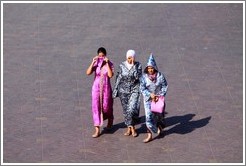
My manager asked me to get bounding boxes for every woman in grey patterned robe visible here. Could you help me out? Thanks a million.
[140,54,168,143]
[113,50,142,137]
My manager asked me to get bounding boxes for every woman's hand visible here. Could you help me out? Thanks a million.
[87,56,98,75]
[104,57,109,63]
[154,96,159,102]
[150,93,156,100]
[127,57,135,64]
[92,56,98,64]
[151,93,159,102]
[103,57,113,78]
[132,57,135,64]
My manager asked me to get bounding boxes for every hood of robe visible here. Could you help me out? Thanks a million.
[144,53,159,73]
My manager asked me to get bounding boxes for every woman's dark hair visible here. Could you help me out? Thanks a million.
[97,47,107,55]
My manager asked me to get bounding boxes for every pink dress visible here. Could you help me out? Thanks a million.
[91,57,114,126]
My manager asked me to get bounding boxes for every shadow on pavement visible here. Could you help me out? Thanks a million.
[162,114,212,137]
[102,116,144,134]
[138,114,211,139]
[102,121,125,134]
[101,114,211,139]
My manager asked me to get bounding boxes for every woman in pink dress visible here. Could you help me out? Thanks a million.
[86,47,114,138]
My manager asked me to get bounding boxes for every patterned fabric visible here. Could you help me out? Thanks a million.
[91,57,114,126]
[113,61,142,126]
[140,54,168,133]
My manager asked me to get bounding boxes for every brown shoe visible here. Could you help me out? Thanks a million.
[124,127,131,136]
[92,126,100,138]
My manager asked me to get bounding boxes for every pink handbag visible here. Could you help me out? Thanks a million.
[151,96,165,113]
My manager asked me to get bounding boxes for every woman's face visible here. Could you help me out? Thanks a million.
[147,66,155,75]
[98,52,106,57]
[127,56,134,64]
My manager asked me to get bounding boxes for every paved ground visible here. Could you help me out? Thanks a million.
[2,2,244,164]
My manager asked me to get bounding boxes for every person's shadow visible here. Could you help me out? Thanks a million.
[102,113,211,139]
[161,113,211,138]
[136,113,211,138]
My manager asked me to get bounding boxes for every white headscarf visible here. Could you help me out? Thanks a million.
[125,49,135,69]
[126,49,135,59]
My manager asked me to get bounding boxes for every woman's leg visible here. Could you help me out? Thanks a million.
[129,92,141,124]
[103,90,114,129]
[119,93,132,135]
[106,118,113,129]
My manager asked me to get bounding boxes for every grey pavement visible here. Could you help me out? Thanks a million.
[2,2,244,164]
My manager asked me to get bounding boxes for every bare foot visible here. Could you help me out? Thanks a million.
[124,127,131,136]
[143,133,152,143]
[92,127,100,138]
[131,126,138,137]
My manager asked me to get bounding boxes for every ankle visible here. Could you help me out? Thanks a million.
[107,119,113,128]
